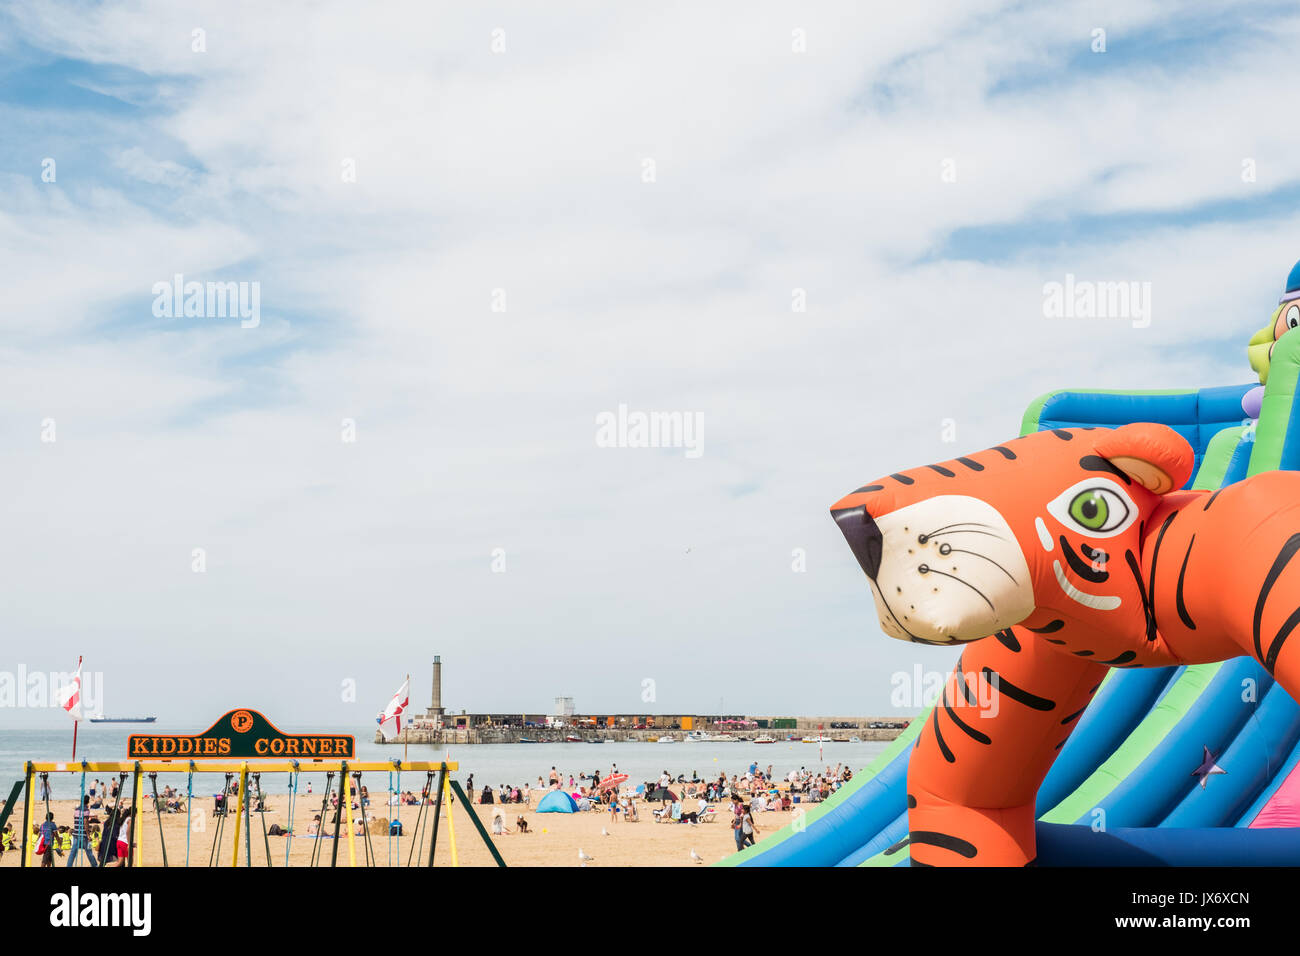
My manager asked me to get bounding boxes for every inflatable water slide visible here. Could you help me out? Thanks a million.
[723,329,1300,867]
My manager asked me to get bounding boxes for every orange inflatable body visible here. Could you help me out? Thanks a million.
[831,424,1300,865]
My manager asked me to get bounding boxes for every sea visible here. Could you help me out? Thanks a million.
[2,726,889,800]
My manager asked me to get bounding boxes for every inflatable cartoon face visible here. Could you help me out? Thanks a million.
[1248,259,1300,385]
[829,424,1194,646]
[1247,302,1300,384]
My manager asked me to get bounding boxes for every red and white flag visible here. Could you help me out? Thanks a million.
[376,677,410,741]
[58,662,83,721]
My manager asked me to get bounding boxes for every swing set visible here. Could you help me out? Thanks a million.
[10,759,506,868]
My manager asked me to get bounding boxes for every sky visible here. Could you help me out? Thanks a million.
[4,0,1300,730]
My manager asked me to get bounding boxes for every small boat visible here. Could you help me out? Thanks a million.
[585,738,605,744]
[849,736,862,743]
[88,715,157,723]
[564,735,583,742]
[658,734,677,743]
[754,735,776,744]
[684,731,711,742]
[802,735,834,744]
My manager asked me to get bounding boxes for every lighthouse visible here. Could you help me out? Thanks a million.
[427,656,445,727]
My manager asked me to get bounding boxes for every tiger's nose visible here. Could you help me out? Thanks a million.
[833,505,883,580]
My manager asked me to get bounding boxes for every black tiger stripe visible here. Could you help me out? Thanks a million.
[910,859,935,867]
[1253,534,1300,669]
[1059,707,1087,725]
[1027,619,1065,634]
[994,629,1021,652]
[955,663,977,705]
[1089,683,1102,694]
[931,707,955,763]
[1061,535,1108,583]
[889,473,914,485]
[1051,429,1073,440]
[909,830,978,859]
[852,484,884,494]
[1053,739,1067,750]
[1146,512,1176,632]
[926,464,955,478]
[991,445,1017,460]
[886,836,910,855]
[1079,454,1132,485]
[942,684,991,745]
[1045,638,1067,645]
[1175,535,1197,630]
[1073,650,1094,656]
[1125,549,1158,643]
[956,457,984,472]
[1203,489,1223,511]
[981,667,1056,711]
[907,794,917,809]
[1096,650,1137,666]
[1266,607,1300,675]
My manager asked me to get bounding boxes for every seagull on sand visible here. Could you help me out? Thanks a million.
[601,827,610,836]
[578,848,595,864]
[689,848,704,864]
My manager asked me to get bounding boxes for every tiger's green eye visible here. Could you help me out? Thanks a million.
[1069,490,1109,530]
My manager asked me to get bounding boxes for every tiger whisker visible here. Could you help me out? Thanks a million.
[928,529,1008,542]
[945,548,1019,585]
[923,521,993,538]
[919,565,995,611]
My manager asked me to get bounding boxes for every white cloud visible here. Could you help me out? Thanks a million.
[3,0,1298,726]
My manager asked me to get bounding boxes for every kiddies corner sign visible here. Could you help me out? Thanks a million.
[127,709,354,760]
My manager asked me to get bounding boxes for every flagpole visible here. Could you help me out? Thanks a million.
[403,673,409,765]
[71,655,82,760]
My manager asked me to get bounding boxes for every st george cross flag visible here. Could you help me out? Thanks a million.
[58,661,83,721]
[376,677,410,741]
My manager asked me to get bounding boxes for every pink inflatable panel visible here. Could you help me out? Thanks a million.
[1249,759,1300,828]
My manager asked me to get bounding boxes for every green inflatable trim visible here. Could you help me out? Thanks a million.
[714,714,927,866]
[1192,424,1249,491]
[1020,387,1197,437]
[1248,330,1300,476]
[1039,662,1222,824]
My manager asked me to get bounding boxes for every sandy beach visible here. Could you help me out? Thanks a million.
[1,791,782,868]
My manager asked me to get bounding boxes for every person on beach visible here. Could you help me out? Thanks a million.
[730,796,745,851]
[67,795,97,867]
[37,812,59,867]
[115,807,132,866]
[549,767,558,787]
[466,774,474,803]
[741,804,758,847]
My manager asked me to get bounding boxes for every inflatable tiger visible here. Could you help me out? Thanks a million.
[830,423,1300,866]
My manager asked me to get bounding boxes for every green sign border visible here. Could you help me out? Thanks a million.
[127,709,355,760]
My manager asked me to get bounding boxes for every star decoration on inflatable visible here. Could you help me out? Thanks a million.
[1192,746,1227,789]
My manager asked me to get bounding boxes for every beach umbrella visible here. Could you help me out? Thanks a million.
[600,773,628,791]
[647,787,677,802]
